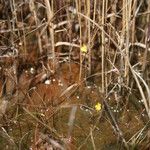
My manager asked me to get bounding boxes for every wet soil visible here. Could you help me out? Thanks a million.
[0,61,148,150]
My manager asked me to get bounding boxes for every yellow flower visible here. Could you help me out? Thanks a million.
[80,44,87,53]
[95,102,102,111]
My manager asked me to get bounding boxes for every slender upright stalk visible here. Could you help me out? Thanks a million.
[124,0,132,80]
[30,0,43,54]
[87,0,91,76]
[44,0,56,71]
[75,0,82,82]
[101,0,107,93]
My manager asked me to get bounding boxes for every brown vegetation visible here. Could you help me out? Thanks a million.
[0,0,150,149]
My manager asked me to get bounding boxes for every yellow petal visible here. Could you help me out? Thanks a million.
[80,44,87,53]
[95,102,102,111]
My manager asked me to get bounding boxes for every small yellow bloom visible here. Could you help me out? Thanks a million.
[80,44,87,53]
[95,102,102,111]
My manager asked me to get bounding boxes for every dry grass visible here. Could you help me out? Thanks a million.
[0,0,150,149]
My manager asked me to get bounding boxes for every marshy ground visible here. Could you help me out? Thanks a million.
[0,0,150,150]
